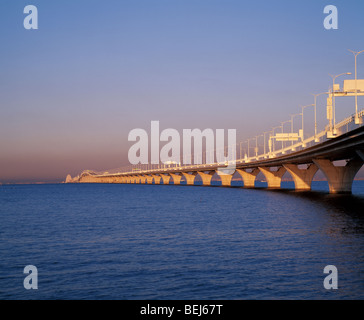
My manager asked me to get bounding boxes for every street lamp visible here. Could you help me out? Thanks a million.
[329,72,352,133]
[263,131,270,157]
[312,92,328,142]
[239,141,244,160]
[271,125,282,153]
[247,138,252,158]
[300,104,314,143]
[348,49,364,124]
[290,113,302,149]
[281,120,291,150]
[255,134,263,158]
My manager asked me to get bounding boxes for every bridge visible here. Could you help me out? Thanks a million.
[69,108,364,194]
[67,56,364,194]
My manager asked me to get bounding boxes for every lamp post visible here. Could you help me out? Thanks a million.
[255,134,263,158]
[329,72,352,133]
[348,49,364,124]
[300,104,314,143]
[312,92,328,142]
[247,138,251,158]
[281,120,291,150]
[271,126,282,153]
[263,131,270,157]
[290,113,302,149]
[254,136,258,157]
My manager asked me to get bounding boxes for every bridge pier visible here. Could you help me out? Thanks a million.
[151,175,161,184]
[145,175,154,184]
[197,172,214,186]
[313,158,363,194]
[182,172,196,185]
[169,173,182,185]
[258,166,286,188]
[283,164,318,191]
[160,174,171,185]
[217,171,233,187]
[236,168,260,188]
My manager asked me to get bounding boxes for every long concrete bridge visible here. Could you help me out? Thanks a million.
[70,110,364,194]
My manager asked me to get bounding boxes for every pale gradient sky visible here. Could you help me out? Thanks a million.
[1,0,364,182]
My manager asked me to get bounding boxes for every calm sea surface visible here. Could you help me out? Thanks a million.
[1,181,364,300]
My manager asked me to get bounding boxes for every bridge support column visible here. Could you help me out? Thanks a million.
[160,174,171,185]
[145,176,154,184]
[216,171,233,187]
[151,175,161,184]
[236,168,260,188]
[197,172,214,186]
[283,164,318,191]
[313,158,363,194]
[182,172,196,185]
[139,176,146,184]
[258,166,286,188]
[169,173,182,185]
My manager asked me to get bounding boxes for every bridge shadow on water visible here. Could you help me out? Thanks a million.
[157,179,364,220]
[251,182,364,234]
[213,180,364,230]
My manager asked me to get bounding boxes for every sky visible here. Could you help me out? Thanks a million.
[0,0,364,183]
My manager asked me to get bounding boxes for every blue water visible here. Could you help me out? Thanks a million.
[0,182,364,300]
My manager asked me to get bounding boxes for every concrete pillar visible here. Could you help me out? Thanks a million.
[283,164,318,191]
[152,175,161,184]
[236,168,260,188]
[182,172,196,185]
[313,158,363,193]
[197,171,214,186]
[216,171,233,187]
[160,174,171,185]
[258,166,286,188]
[169,173,182,185]
[145,176,154,184]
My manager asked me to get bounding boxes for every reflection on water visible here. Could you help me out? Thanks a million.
[264,187,364,237]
